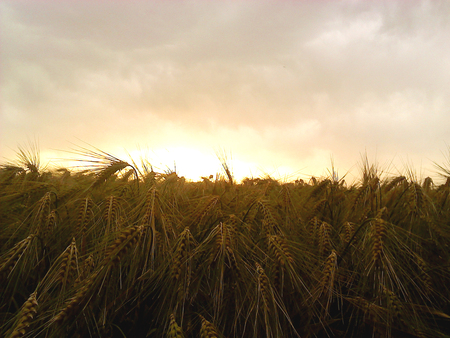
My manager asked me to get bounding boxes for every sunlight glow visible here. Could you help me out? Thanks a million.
[34,146,299,183]
[125,147,260,182]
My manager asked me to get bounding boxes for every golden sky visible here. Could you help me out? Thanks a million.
[1,0,449,182]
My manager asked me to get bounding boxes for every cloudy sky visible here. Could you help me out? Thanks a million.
[1,0,449,182]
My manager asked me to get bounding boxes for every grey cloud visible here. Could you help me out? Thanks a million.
[1,0,449,177]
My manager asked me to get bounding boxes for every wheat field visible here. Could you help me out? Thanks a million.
[1,147,449,337]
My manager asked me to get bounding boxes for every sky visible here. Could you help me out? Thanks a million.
[1,0,450,182]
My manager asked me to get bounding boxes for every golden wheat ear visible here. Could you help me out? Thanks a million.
[371,218,386,265]
[199,315,220,338]
[255,263,272,310]
[50,269,100,324]
[54,237,78,291]
[0,234,36,279]
[7,291,38,338]
[102,225,143,266]
[171,227,192,281]
[166,313,185,338]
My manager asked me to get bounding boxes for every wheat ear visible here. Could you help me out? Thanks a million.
[256,263,272,309]
[8,291,38,338]
[199,315,219,338]
[56,237,78,289]
[102,225,143,265]
[172,227,191,280]
[167,313,185,338]
[0,235,36,278]
[372,219,386,265]
[51,270,99,324]
[320,250,337,297]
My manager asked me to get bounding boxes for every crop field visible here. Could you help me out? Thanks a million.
[1,148,450,337]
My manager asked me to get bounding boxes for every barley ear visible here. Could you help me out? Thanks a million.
[199,315,219,338]
[0,235,36,278]
[167,313,185,338]
[8,291,38,338]
[256,263,272,309]
[372,219,386,265]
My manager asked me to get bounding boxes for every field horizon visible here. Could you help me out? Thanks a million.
[2,142,449,186]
